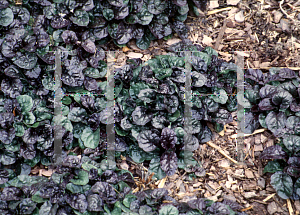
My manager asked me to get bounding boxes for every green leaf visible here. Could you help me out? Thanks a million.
[66,183,91,193]
[112,201,122,215]
[259,113,267,128]
[237,91,252,108]
[70,10,89,26]
[14,122,25,137]
[34,106,53,121]
[129,82,149,100]
[0,150,16,165]
[42,75,54,91]
[136,34,151,50]
[129,145,147,163]
[52,115,73,132]
[263,160,286,173]
[123,194,137,208]
[17,95,33,113]
[84,67,106,78]
[159,205,179,215]
[294,178,300,196]
[62,96,72,105]
[103,8,114,20]
[212,89,228,104]
[32,191,47,203]
[136,4,153,25]
[282,135,300,154]
[39,201,52,215]
[61,104,69,116]
[23,112,36,125]
[7,175,48,187]
[0,8,14,26]
[153,68,173,80]
[81,127,100,149]
[149,157,166,180]
[70,170,89,185]
[270,171,293,199]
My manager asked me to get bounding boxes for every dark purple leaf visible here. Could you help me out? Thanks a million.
[279,68,296,79]
[84,77,98,91]
[91,182,117,204]
[151,188,168,200]
[114,6,129,20]
[82,39,96,53]
[0,187,21,201]
[61,30,78,44]
[137,130,160,152]
[187,198,206,210]
[62,155,82,168]
[20,144,36,160]
[132,106,153,125]
[0,112,14,129]
[101,170,118,184]
[36,33,49,47]
[149,22,172,39]
[245,68,265,84]
[0,169,9,184]
[259,145,288,160]
[66,194,88,213]
[258,98,275,110]
[160,150,178,176]
[1,78,23,98]
[207,202,230,215]
[51,16,71,29]
[0,127,15,144]
[259,85,278,99]
[160,127,177,150]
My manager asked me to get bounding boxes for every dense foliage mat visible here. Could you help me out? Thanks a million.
[1,0,300,212]
[239,67,300,201]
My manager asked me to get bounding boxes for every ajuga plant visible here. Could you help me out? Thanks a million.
[0,41,238,179]
[0,0,207,57]
[0,38,243,213]
[0,154,247,214]
[239,67,300,200]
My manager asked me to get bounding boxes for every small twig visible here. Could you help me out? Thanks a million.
[287,199,294,215]
[206,141,238,164]
[230,128,267,139]
[240,205,253,212]
[251,199,268,205]
[207,7,233,16]
[262,193,276,202]
[214,19,227,50]
[279,0,300,26]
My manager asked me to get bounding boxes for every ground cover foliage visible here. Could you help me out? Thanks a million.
[0,0,300,214]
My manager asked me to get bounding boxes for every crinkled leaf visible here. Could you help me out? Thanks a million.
[0,7,13,26]
[270,172,293,199]
[260,145,288,160]
[265,111,287,137]
[161,127,177,149]
[283,135,300,154]
[160,150,178,176]
[12,52,37,70]
[70,10,89,26]
[132,106,153,125]
[137,129,160,152]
